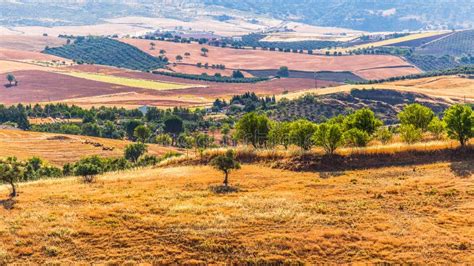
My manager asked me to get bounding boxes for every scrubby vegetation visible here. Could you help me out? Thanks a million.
[43,37,167,71]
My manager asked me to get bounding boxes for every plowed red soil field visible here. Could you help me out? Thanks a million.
[121,39,420,80]
[0,69,330,108]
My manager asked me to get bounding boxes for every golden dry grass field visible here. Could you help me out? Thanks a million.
[0,162,472,264]
[0,129,179,166]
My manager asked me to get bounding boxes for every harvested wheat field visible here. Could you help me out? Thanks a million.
[0,129,178,166]
[0,162,472,264]
[0,35,66,52]
[0,48,64,62]
[0,60,58,74]
[121,39,420,79]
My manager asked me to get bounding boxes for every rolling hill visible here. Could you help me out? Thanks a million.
[0,161,472,263]
[43,37,166,71]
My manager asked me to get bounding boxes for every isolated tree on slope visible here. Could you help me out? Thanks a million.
[0,157,24,197]
[6,73,16,86]
[210,150,240,187]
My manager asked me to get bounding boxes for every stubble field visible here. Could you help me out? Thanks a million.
[0,162,472,264]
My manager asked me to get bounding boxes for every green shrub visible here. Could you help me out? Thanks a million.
[344,128,371,147]
[399,124,423,144]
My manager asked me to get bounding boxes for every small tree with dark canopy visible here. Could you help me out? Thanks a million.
[133,125,151,143]
[210,150,240,187]
[276,66,289,77]
[6,73,17,86]
[201,47,209,56]
[164,116,184,145]
[232,70,245,79]
[74,163,100,183]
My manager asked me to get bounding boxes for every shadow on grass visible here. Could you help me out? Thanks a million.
[450,161,474,178]
[209,185,240,194]
[0,198,16,210]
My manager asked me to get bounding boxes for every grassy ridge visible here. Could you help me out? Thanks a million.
[43,37,166,71]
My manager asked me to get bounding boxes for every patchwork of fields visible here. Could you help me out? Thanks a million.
[121,38,420,80]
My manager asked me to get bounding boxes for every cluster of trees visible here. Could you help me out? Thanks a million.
[152,71,268,83]
[0,157,63,197]
[212,92,276,113]
[233,104,473,154]
[0,104,29,129]
[22,103,211,142]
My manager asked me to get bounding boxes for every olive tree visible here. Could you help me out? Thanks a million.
[398,104,434,132]
[210,150,240,187]
[124,143,147,163]
[235,112,271,148]
[133,125,151,143]
[0,157,24,197]
[288,119,317,150]
[313,123,343,155]
[443,104,473,147]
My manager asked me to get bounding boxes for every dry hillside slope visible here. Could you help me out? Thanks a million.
[0,162,472,264]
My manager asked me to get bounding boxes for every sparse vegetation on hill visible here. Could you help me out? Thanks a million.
[152,71,269,83]
[43,37,167,71]
[271,89,450,124]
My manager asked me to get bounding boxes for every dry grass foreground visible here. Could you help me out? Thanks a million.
[0,129,179,166]
[0,162,473,264]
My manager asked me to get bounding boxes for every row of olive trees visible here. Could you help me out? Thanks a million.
[234,104,473,154]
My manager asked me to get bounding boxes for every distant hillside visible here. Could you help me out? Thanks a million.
[415,30,474,57]
[204,0,474,31]
[43,37,166,71]
[1,0,473,32]
[271,89,450,124]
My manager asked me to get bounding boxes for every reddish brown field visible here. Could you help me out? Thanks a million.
[0,70,155,104]
[116,71,333,98]
[121,39,420,79]
[1,69,326,108]
[0,35,66,52]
